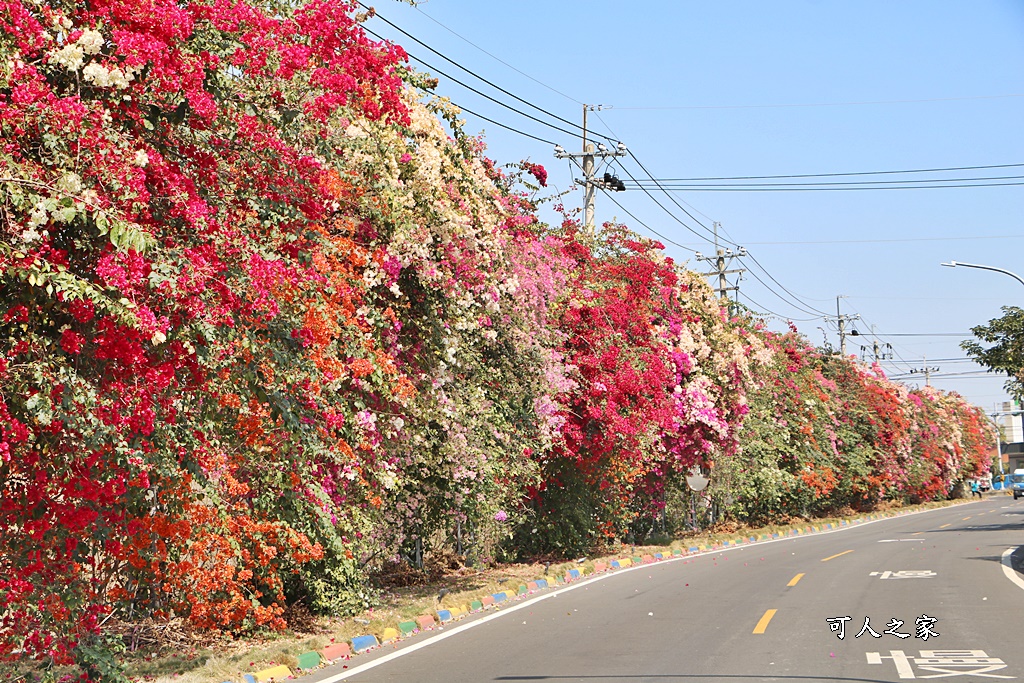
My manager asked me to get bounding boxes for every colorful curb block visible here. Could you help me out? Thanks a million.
[437,609,453,623]
[398,620,417,636]
[243,675,257,683]
[481,595,495,606]
[296,652,321,671]
[351,634,378,653]
[470,600,483,610]
[381,627,399,643]
[594,562,607,572]
[254,665,292,682]
[493,591,508,603]
[517,584,529,595]
[417,614,436,629]
[536,579,549,588]
[322,642,350,661]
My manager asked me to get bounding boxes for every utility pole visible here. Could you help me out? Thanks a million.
[834,295,859,356]
[553,105,627,235]
[910,355,940,387]
[695,222,746,312]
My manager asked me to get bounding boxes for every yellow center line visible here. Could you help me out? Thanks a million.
[939,523,951,529]
[753,608,777,634]
[911,531,923,535]
[787,573,805,587]
[962,516,972,521]
[821,550,854,562]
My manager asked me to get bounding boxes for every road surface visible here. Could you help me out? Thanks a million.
[308,496,1024,683]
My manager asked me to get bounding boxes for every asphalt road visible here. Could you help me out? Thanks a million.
[309,496,1024,683]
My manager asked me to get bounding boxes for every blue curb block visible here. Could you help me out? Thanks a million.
[654,553,663,559]
[352,635,378,653]
[568,568,581,579]
[437,609,452,622]
[610,560,621,568]
[689,546,699,553]
[492,592,508,603]
[243,676,257,683]
[536,579,549,588]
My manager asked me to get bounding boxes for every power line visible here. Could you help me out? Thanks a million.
[609,93,1024,111]
[596,187,697,254]
[363,27,590,143]
[412,6,583,106]
[745,234,1024,246]
[739,264,827,319]
[627,174,1024,188]
[622,152,733,245]
[626,162,1024,182]
[603,158,723,245]
[361,4,616,143]
[739,254,831,317]
[620,181,1024,192]
[739,294,823,322]
[448,100,557,145]
[880,332,974,337]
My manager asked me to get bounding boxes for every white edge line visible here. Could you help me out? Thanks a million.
[1001,547,1024,592]
[315,502,973,682]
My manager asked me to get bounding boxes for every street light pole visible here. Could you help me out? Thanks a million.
[941,260,1024,287]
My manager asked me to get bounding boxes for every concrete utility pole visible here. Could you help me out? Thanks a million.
[834,295,860,356]
[910,355,940,386]
[553,105,628,234]
[695,222,746,311]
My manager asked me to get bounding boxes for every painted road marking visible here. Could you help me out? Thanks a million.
[911,531,923,535]
[870,570,937,580]
[868,649,1013,679]
[821,550,854,562]
[939,523,952,528]
[878,539,924,543]
[787,573,804,587]
[1000,548,1024,592]
[753,609,777,634]
[962,516,972,521]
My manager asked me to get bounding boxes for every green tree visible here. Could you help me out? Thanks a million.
[962,306,1024,401]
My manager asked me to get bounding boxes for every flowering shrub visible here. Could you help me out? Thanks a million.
[0,2,994,679]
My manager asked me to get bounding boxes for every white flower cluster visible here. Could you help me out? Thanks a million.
[82,62,138,89]
[49,27,104,72]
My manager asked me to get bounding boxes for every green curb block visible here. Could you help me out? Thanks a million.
[297,651,321,670]
[398,620,417,635]
[471,600,483,611]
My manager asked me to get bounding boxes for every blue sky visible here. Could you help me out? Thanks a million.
[365,0,1024,413]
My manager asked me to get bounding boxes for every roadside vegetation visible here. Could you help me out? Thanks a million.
[0,1,994,680]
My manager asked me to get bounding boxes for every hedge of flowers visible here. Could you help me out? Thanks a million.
[0,2,992,679]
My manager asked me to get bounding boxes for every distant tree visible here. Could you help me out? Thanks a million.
[962,306,1024,401]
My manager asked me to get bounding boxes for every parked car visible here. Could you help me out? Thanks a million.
[1011,469,1024,500]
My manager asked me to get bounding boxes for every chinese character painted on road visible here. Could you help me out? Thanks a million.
[870,570,938,580]
[884,618,912,640]
[867,649,1013,679]
[856,616,883,639]
[915,614,940,641]
[831,616,936,640]
[827,616,852,639]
